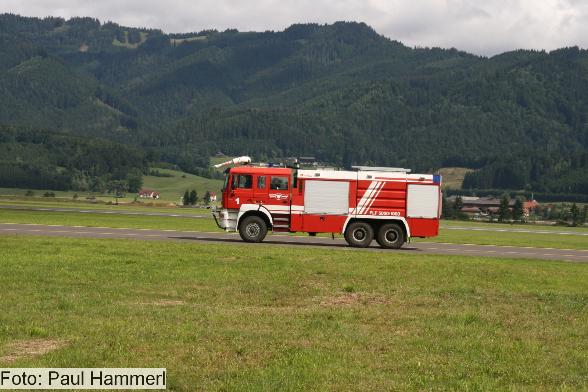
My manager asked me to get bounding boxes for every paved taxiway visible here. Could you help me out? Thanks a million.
[1,222,586,263]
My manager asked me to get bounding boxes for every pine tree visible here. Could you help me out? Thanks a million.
[498,196,510,222]
[182,190,190,206]
[441,196,454,219]
[204,191,211,205]
[453,196,463,212]
[582,205,588,225]
[189,189,198,205]
[512,198,524,222]
[570,203,580,226]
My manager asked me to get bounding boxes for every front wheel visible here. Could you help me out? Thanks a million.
[344,221,374,248]
[376,223,405,249]
[238,215,268,243]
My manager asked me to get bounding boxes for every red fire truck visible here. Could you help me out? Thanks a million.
[212,157,442,248]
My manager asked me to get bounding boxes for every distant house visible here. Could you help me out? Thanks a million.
[138,189,160,199]
[447,196,539,217]
[523,200,539,216]
[209,192,217,202]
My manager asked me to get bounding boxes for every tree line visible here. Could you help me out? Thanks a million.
[0,125,145,192]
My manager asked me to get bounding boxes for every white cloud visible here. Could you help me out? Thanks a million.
[2,0,588,55]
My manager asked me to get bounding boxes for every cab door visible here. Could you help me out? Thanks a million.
[253,175,268,204]
[226,173,254,209]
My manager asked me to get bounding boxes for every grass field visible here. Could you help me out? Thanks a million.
[0,199,212,215]
[441,219,588,233]
[1,209,587,250]
[142,169,223,202]
[416,229,588,250]
[0,168,222,204]
[0,187,133,202]
[0,210,218,232]
[0,236,586,390]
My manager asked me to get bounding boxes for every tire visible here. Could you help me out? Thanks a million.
[376,223,405,249]
[344,221,374,248]
[238,215,268,243]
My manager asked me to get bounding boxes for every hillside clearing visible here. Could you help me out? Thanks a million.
[437,167,474,189]
[142,168,223,202]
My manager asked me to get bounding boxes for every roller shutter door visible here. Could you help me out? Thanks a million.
[407,184,439,218]
[304,180,349,215]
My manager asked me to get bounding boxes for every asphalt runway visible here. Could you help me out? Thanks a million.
[2,205,587,236]
[1,222,587,263]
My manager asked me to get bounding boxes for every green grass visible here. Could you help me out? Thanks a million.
[142,169,223,202]
[441,219,588,233]
[0,187,137,203]
[0,209,218,232]
[0,236,587,390]
[0,198,211,215]
[416,229,588,250]
[416,219,588,250]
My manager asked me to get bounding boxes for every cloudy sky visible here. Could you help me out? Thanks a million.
[3,0,588,56]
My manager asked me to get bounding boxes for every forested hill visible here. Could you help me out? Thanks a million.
[1,13,587,194]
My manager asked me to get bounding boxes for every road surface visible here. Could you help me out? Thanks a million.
[1,223,586,263]
[2,205,587,235]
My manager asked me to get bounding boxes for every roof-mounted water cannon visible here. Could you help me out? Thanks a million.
[213,156,252,169]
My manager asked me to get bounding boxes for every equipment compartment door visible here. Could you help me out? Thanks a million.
[302,180,350,233]
[304,180,349,214]
[406,184,440,218]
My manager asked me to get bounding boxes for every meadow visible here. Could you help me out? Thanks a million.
[0,236,586,390]
[142,168,223,202]
[0,168,223,204]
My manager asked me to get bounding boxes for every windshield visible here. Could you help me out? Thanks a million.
[222,170,230,191]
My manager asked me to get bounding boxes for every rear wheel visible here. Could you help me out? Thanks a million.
[376,223,405,249]
[238,215,268,243]
[344,221,374,248]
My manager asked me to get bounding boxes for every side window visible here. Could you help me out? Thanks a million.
[238,174,253,189]
[257,176,266,189]
[232,174,252,189]
[270,176,289,190]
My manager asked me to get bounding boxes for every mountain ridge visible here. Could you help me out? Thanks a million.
[0,14,587,194]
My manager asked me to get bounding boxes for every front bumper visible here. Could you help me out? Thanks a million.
[211,207,238,231]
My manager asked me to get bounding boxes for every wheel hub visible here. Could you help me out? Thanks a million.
[385,229,398,243]
[353,228,367,241]
[246,223,260,237]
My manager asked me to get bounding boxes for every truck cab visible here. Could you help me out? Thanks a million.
[213,166,293,236]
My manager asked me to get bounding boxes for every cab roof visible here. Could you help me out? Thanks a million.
[229,166,292,175]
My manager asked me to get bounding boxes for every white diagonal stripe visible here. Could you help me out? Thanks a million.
[355,181,379,214]
[361,181,386,214]
[359,181,384,214]
[362,181,385,214]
